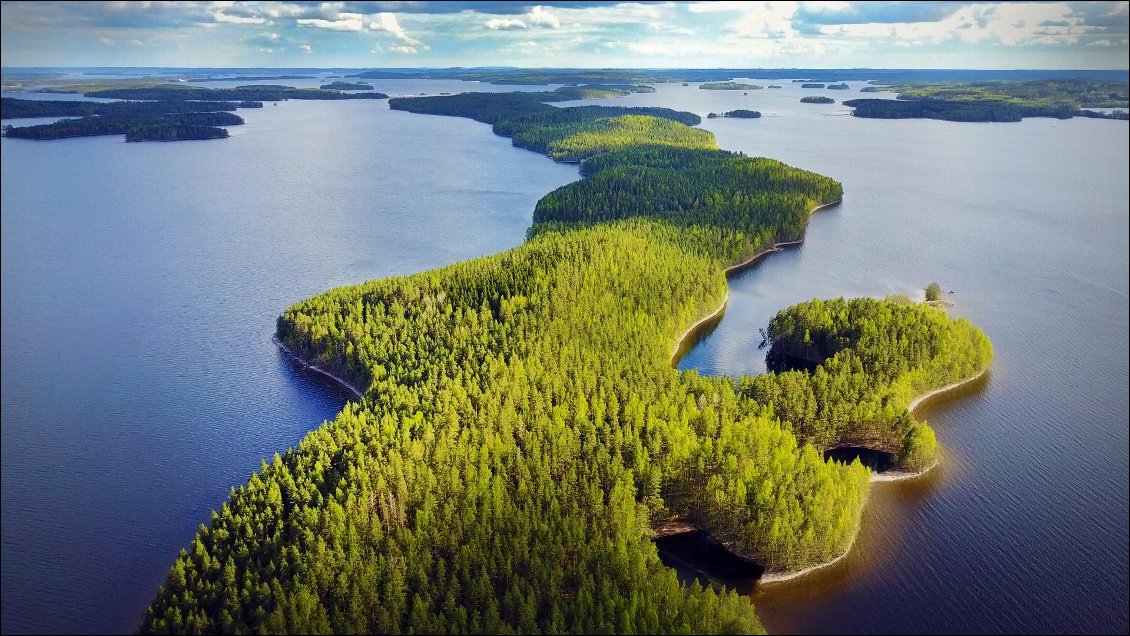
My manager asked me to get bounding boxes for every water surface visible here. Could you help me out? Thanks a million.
[1,92,578,634]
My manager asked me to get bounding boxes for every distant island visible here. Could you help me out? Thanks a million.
[801,96,836,104]
[1,97,255,118]
[319,81,375,91]
[801,83,826,88]
[3,112,243,141]
[767,85,783,88]
[826,83,850,90]
[82,84,389,101]
[700,82,764,90]
[707,109,762,119]
[188,75,315,82]
[844,79,1129,122]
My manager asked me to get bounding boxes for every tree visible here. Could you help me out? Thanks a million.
[925,282,942,302]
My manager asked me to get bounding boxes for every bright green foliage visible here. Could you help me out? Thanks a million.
[926,283,942,302]
[141,92,989,635]
[740,297,993,451]
[899,420,940,472]
[528,115,716,162]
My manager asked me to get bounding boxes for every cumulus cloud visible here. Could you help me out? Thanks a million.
[297,13,365,32]
[485,18,528,30]
[368,12,422,44]
[299,43,312,53]
[527,6,561,28]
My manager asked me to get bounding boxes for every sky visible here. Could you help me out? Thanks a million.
[1,1,1128,69]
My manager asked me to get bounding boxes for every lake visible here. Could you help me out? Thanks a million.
[2,80,1127,634]
[0,84,579,634]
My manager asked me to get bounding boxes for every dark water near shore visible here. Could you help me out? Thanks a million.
[2,80,1127,634]
[1,93,578,634]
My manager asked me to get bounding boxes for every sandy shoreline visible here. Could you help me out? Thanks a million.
[758,366,987,584]
[273,336,365,400]
[908,367,988,413]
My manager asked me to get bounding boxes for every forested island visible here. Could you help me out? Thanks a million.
[141,87,991,634]
[801,83,826,88]
[826,83,850,90]
[700,82,764,90]
[844,78,1129,122]
[1,97,255,118]
[319,81,375,91]
[3,112,243,141]
[801,96,836,104]
[767,85,783,89]
[707,109,762,119]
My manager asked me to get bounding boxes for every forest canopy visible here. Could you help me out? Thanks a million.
[141,87,991,635]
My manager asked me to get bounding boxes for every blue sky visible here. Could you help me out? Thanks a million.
[1,1,1127,69]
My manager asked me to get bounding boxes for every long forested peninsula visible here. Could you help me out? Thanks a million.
[3,112,243,141]
[141,89,991,634]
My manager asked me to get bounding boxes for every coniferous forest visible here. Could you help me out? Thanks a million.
[141,90,991,634]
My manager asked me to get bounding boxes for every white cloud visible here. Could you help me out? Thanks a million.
[297,13,364,32]
[214,11,265,25]
[528,6,561,29]
[98,36,115,46]
[486,18,527,30]
[299,44,312,53]
[368,13,422,45]
[391,45,418,53]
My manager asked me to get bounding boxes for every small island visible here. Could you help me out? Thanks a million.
[319,81,375,91]
[767,85,783,88]
[801,96,836,104]
[699,81,764,90]
[707,109,762,119]
[826,83,850,90]
[801,83,826,88]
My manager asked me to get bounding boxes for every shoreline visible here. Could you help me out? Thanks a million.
[757,365,987,584]
[273,336,365,401]
[670,199,842,363]
[908,367,988,413]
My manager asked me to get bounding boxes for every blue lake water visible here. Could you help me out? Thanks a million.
[2,80,1127,634]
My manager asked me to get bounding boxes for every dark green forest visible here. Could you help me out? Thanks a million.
[845,79,1129,121]
[141,89,991,635]
[801,83,825,89]
[319,81,375,91]
[801,96,835,104]
[4,111,243,141]
[707,110,762,119]
[0,97,254,118]
[699,82,764,90]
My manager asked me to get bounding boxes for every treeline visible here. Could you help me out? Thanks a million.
[842,97,1076,122]
[4,112,242,141]
[699,82,763,90]
[141,89,989,635]
[801,96,835,104]
[535,145,840,265]
[707,110,762,119]
[319,81,375,91]
[826,83,850,90]
[801,83,825,89]
[84,85,389,101]
[389,88,696,127]
[0,97,252,119]
[738,297,992,467]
